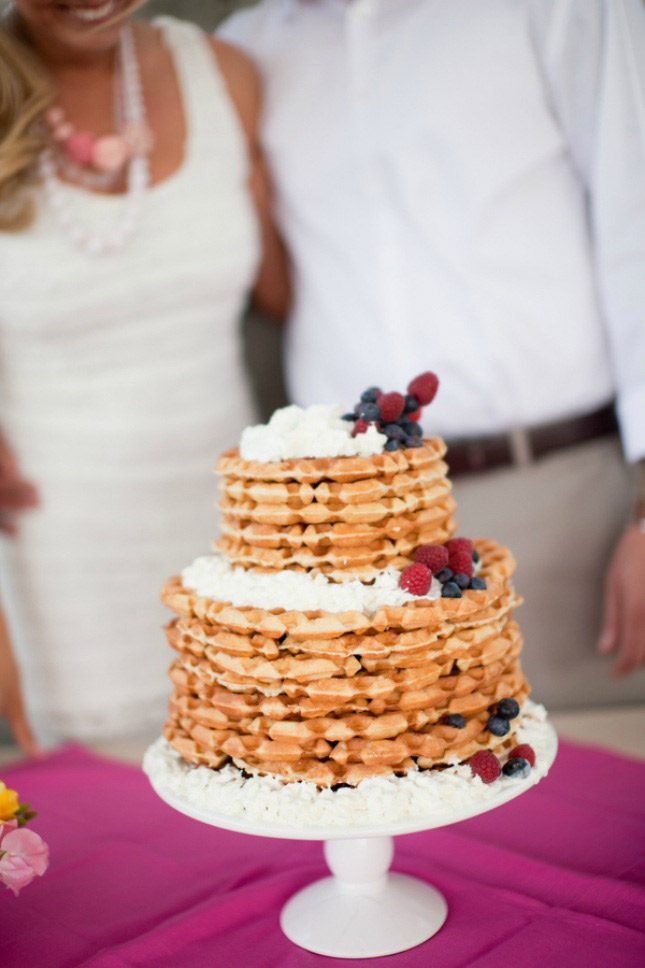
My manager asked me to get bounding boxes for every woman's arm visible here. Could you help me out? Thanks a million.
[208,38,291,322]
[0,606,42,757]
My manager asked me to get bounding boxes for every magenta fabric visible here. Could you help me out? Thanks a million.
[0,740,644,968]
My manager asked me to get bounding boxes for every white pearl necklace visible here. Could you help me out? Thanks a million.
[40,26,150,256]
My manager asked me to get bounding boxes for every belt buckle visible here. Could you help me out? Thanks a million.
[508,426,533,467]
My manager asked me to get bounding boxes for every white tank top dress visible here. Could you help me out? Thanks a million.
[0,17,260,743]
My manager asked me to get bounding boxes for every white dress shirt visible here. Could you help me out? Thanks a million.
[220,0,645,461]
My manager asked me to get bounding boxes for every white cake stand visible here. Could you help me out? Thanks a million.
[147,722,557,960]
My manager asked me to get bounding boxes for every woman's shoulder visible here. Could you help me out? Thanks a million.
[207,36,262,142]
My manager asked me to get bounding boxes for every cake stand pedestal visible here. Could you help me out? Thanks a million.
[148,722,557,959]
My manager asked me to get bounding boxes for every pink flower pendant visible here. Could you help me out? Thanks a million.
[92,135,129,173]
[63,131,96,167]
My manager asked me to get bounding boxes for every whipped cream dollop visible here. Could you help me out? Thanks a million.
[143,702,555,830]
[182,554,441,615]
[239,404,387,462]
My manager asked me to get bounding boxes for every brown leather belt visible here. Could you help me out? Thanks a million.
[445,404,618,478]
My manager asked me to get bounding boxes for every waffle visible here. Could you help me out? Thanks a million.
[160,417,532,789]
[215,437,446,484]
[220,463,448,507]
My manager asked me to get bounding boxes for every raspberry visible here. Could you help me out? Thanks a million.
[469,750,501,784]
[398,562,432,596]
[414,544,449,574]
[445,537,474,557]
[352,419,370,436]
[508,744,535,767]
[378,392,406,422]
[408,371,439,406]
[448,549,473,577]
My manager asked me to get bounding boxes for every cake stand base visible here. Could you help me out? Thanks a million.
[280,836,446,958]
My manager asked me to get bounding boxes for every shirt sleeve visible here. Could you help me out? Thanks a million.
[531,0,645,461]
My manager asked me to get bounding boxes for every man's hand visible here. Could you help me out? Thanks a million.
[0,435,39,534]
[599,522,645,675]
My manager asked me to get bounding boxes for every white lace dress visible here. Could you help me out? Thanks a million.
[0,18,259,743]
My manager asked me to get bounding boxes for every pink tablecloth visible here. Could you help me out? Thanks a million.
[0,740,644,968]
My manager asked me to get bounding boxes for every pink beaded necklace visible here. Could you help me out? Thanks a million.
[40,26,153,254]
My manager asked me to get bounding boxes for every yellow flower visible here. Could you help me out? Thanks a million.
[0,781,19,821]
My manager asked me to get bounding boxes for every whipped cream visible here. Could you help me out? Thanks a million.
[181,554,441,615]
[143,702,555,829]
[239,404,387,462]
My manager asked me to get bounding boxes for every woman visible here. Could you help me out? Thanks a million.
[0,0,288,752]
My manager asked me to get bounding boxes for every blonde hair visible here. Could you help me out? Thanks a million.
[0,0,147,231]
[0,17,51,231]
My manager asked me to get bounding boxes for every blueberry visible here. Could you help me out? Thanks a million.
[359,402,381,422]
[342,412,356,422]
[384,423,406,441]
[360,387,381,403]
[436,568,453,583]
[405,435,423,448]
[496,698,520,720]
[502,757,531,779]
[469,576,487,590]
[385,439,402,451]
[443,713,466,729]
[453,572,471,589]
[404,393,420,414]
[472,549,480,564]
[487,715,511,737]
[405,422,423,438]
[441,581,462,598]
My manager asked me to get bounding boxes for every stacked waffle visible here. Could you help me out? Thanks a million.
[160,434,529,787]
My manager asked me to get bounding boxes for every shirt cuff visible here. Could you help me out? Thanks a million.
[617,385,645,463]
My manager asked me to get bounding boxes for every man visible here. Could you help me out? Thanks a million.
[218,0,645,707]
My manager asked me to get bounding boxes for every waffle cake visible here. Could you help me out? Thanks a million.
[158,379,536,790]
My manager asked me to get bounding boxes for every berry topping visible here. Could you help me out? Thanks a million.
[448,549,473,577]
[399,562,432,596]
[407,371,439,406]
[414,544,449,574]
[359,402,381,422]
[352,419,370,436]
[360,387,381,403]
[441,581,462,598]
[383,422,406,441]
[496,698,520,720]
[403,421,423,438]
[403,393,420,414]
[406,408,422,422]
[487,715,511,737]
[384,439,402,451]
[469,750,501,784]
[378,392,406,422]
[445,537,474,557]
[508,744,536,767]
[502,757,531,779]
[443,713,466,729]
[405,435,423,448]
[453,572,471,589]
[436,568,453,583]
[469,576,487,590]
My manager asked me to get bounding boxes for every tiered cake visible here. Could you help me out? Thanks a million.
[158,375,531,789]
